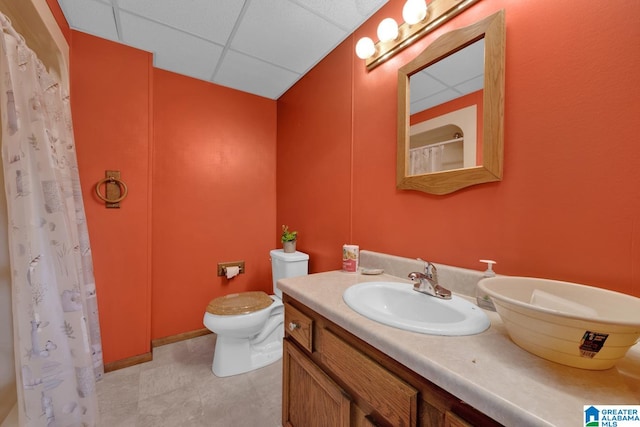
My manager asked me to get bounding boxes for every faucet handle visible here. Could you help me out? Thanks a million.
[425,262,437,282]
[416,258,427,273]
[416,258,438,283]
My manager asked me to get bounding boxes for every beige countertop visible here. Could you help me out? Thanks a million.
[277,270,640,427]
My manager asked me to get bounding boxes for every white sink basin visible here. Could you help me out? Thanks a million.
[343,281,490,336]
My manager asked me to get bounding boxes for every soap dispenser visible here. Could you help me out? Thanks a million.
[476,259,497,311]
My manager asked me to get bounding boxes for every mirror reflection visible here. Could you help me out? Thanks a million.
[409,40,483,174]
[410,39,484,115]
[397,10,505,195]
[409,105,477,174]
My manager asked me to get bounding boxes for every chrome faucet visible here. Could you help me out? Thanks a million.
[408,262,452,299]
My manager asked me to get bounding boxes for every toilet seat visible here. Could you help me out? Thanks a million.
[206,291,273,316]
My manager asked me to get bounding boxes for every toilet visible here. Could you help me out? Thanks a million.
[203,249,309,377]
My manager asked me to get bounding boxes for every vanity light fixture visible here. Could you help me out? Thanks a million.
[377,17,399,42]
[355,37,376,59]
[355,0,481,70]
[403,0,428,25]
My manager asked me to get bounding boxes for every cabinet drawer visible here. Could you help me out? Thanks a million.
[285,303,313,352]
[319,328,418,427]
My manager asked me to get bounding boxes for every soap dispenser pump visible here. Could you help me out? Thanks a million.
[476,259,497,311]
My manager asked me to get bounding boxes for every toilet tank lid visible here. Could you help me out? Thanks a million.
[270,249,309,261]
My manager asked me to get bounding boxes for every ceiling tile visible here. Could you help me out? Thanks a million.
[410,39,485,113]
[119,12,223,81]
[58,0,118,41]
[455,75,484,95]
[411,73,447,99]
[293,0,387,30]
[117,0,243,44]
[411,89,462,114]
[215,50,301,99]
[55,0,390,99]
[231,0,346,74]
[426,39,484,87]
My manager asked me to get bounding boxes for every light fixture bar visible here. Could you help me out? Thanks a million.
[365,0,481,71]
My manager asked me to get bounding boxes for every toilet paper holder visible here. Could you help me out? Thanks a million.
[217,261,245,277]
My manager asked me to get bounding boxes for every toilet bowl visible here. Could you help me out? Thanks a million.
[203,250,309,377]
[203,292,284,377]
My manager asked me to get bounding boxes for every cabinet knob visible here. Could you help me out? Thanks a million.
[288,322,300,331]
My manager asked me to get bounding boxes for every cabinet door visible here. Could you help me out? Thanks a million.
[353,404,384,427]
[318,328,418,427]
[444,410,473,427]
[283,339,351,427]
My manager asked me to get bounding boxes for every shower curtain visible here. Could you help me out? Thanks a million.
[0,13,103,426]
[409,145,443,175]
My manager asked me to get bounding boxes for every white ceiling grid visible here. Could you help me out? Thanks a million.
[56,0,388,99]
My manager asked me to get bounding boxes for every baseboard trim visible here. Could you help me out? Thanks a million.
[103,328,212,372]
[152,328,212,348]
[104,352,152,373]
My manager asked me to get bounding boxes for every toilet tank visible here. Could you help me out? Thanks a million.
[270,249,309,299]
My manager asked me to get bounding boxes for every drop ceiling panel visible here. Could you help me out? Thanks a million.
[230,0,347,74]
[117,0,243,45]
[57,0,118,41]
[295,0,387,30]
[410,39,485,113]
[455,75,483,95]
[119,12,223,81]
[55,0,389,99]
[411,73,448,101]
[216,50,300,99]
[425,39,484,87]
[411,89,462,114]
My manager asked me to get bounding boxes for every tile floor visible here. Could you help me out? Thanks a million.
[96,333,282,427]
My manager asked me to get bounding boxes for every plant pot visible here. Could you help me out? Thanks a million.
[283,240,296,253]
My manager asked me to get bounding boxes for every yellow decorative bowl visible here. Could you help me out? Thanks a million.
[478,276,640,370]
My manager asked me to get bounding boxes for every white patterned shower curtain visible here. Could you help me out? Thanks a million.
[409,145,443,175]
[0,13,103,427]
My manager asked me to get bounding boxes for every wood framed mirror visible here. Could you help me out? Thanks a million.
[397,10,505,195]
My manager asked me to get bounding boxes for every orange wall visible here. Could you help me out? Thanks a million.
[69,33,276,362]
[277,40,354,273]
[57,0,640,363]
[70,32,153,363]
[278,0,640,296]
[152,69,277,339]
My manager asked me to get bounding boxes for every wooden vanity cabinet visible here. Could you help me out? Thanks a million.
[282,295,502,427]
[283,339,350,426]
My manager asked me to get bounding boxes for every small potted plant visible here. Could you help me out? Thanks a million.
[281,225,298,253]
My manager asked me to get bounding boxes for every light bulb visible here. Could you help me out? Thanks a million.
[402,0,427,25]
[355,37,376,60]
[377,18,398,42]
